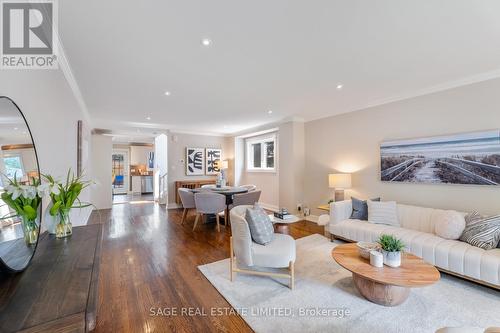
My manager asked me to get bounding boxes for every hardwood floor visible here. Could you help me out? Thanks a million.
[88,202,323,333]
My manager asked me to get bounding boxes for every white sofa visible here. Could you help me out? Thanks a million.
[329,200,500,288]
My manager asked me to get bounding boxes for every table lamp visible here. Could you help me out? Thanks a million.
[329,173,351,201]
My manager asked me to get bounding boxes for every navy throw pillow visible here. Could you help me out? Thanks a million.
[350,197,380,220]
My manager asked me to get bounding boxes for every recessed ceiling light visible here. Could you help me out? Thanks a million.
[201,38,212,46]
[146,116,151,120]
[13,127,18,130]
[164,91,171,96]
[336,84,343,90]
[267,110,273,114]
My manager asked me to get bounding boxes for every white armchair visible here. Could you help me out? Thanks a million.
[229,205,296,289]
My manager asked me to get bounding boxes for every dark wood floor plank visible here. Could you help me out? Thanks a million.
[89,201,323,333]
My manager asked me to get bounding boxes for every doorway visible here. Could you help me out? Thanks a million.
[112,149,129,195]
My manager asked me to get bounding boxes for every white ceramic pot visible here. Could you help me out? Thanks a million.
[382,250,401,268]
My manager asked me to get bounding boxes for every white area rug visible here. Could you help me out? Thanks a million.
[198,234,500,333]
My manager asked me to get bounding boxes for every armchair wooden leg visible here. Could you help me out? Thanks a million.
[216,214,221,232]
[193,213,201,231]
[230,236,235,281]
[181,208,188,225]
[289,261,295,290]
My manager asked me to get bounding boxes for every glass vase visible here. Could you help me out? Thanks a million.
[55,209,72,238]
[21,216,39,246]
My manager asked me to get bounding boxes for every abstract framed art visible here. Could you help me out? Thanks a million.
[206,148,222,175]
[186,147,205,175]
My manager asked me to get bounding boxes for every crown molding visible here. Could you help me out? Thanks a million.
[57,34,92,126]
[308,69,500,123]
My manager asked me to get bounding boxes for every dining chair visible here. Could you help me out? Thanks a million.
[178,188,195,225]
[229,205,296,289]
[200,184,216,189]
[193,192,226,232]
[240,184,257,192]
[231,190,261,208]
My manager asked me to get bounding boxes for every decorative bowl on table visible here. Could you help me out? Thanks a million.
[356,242,381,259]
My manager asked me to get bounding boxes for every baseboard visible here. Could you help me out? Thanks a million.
[304,214,319,224]
[167,203,182,209]
[259,203,279,212]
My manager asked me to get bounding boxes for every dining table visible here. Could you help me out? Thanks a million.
[190,186,248,225]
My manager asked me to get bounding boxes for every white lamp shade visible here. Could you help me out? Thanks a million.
[221,160,229,169]
[329,173,351,189]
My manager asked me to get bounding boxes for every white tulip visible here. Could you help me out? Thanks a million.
[37,183,50,197]
[20,185,37,199]
[51,185,61,196]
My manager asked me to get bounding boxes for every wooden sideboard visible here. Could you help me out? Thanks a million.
[175,179,216,205]
[0,224,102,332]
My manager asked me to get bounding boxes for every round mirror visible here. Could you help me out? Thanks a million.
[0,96,41,272]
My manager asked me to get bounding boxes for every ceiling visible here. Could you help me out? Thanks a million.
[59,0,500,137]
[0,99,31,145]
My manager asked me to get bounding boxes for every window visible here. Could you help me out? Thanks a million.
[246,135,276,171]
[3,155,24,180]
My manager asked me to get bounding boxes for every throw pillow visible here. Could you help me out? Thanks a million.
[459,211,500,250]
[367,200,399,226]
[350,197,381,220]
[245,205,274,245]
[434,210,466,240]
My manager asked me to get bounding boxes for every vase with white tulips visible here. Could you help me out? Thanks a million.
[42,170,92,238]
[1,175,48,245]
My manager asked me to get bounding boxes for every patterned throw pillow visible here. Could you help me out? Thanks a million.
[459,211,500,250]
[367,200,399,226]
[350,197,381,220]
[245,205,274,245]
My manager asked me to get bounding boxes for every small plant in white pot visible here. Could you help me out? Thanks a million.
[378,234,405,268]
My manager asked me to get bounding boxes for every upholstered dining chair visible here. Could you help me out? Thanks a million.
[231,190,261,208]
[240,184,257,192]
[229,205,296,289]
[178,188,195,225]
[193,192,226,232]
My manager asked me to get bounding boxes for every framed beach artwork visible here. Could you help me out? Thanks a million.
[205,148,222,175]
[186,147,204,175]
[380,130,500,185]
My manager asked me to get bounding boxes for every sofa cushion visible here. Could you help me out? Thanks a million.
[434,210,466,240]
[460,212,500,250]
[245,205,274,245]
[350,197,380,220]
[367,200,399,226]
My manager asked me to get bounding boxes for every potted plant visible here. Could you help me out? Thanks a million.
[0,175,47,245]
[43,170,92,238]
[378,234,405,268]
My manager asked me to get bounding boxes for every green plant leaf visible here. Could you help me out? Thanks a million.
[23,205,37,221]
[50,201,62,216]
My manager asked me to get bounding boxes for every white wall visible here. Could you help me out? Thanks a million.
[91,134,112,209]
[0,70,92,226]
[235,130,280,210]
[130,145,154,166]
[304,78,500,216]
[279,121,305,213]
[167,132,233,206]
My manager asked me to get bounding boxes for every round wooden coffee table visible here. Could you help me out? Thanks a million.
[332,243,440,306]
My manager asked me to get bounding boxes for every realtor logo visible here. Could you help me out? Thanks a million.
[1,0,58,69]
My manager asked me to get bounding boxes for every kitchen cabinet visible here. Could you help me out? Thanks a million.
[131,176,142,194]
